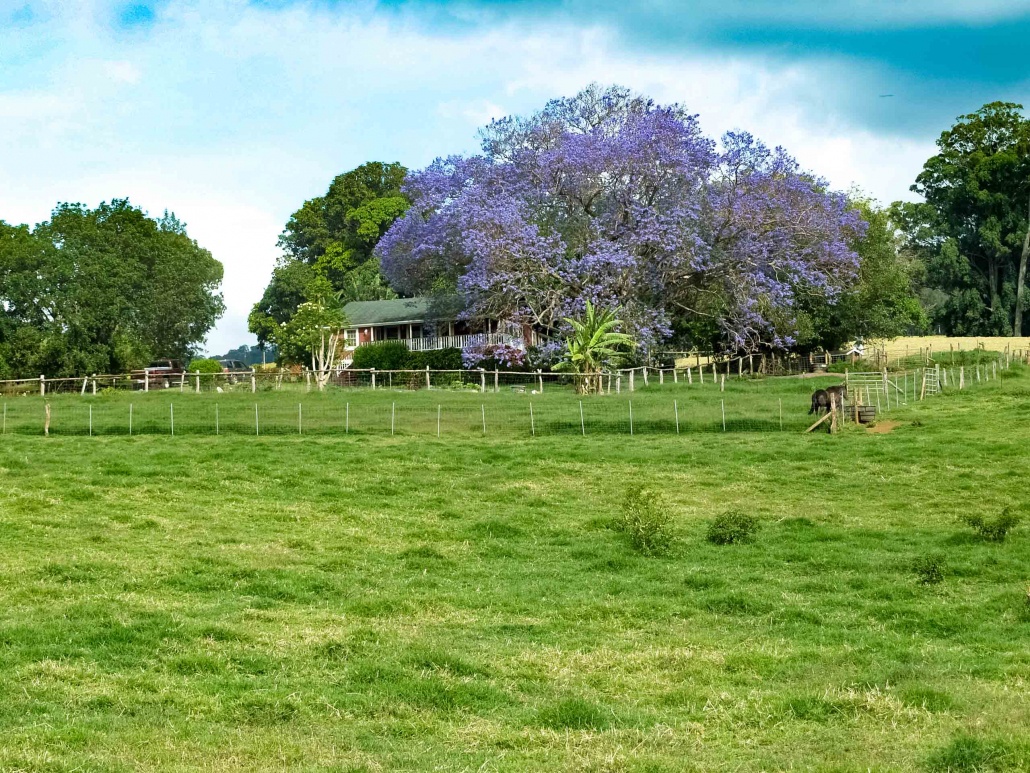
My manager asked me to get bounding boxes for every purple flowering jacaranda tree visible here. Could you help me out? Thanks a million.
[377,84,865,352]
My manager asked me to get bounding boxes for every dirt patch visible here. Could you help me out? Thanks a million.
[866,420,901,434]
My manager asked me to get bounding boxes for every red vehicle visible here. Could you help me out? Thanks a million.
[132,359,185,389]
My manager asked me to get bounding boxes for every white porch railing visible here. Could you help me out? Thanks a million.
[358,333,519,352]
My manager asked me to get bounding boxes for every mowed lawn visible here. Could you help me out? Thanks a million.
[0,374,1028,771]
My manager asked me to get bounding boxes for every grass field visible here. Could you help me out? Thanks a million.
[0,371,1028,770]
[0,365,990,438]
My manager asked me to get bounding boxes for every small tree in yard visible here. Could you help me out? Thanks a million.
[555,301,635,394]
[276,277,345,390]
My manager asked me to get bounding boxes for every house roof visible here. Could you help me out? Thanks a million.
[342,296,464,327]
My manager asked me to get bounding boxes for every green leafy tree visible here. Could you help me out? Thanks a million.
[250,162,408,349]
[279,162,408,276]
[555,301,636,393]
[894,102,1030,335]
[796,200,926,350]
[0,201,224,378]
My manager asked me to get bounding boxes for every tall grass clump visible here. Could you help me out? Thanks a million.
[926,734,1012,772]
[913,553,947,585]
[616,486,673,555]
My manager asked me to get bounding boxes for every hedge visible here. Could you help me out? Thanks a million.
[351,343,463,371]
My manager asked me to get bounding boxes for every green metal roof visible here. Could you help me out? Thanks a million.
[342,296,463,326]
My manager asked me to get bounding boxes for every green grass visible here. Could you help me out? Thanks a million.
[0,365,995,437]
[0,371,1028,770]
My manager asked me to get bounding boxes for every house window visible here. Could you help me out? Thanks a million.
[344,329,358,348]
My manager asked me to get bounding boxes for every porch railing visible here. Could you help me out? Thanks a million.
[356,333,518,352]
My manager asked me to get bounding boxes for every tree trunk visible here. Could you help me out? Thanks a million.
[1015,197,1030,337]
[989,259,1000,316]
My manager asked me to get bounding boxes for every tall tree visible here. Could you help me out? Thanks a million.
[896,102,1030,335]
[249,162,407,358]
[0,201,224,378]
[796,200,927,350]
[377,85,862,353]
[278,161,408,283]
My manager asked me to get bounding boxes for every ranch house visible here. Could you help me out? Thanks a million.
[339,297,536,363]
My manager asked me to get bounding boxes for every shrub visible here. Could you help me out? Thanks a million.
[962,509,1021,542]
[913,553,946,585]
[706,511,759,545]
[408,348,462,370]
[351,341,411,370]
[187,358,224,374]
[616,486,673,555]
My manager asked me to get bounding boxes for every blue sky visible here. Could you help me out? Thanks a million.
[2,0,1028,353]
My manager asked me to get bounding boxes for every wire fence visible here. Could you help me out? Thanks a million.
[2,346,1021,399]
[0,355,1013,438]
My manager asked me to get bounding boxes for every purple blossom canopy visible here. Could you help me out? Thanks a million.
[377,85,864,351]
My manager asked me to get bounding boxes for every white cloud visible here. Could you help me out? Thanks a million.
[0,0,937,354]
[102,59,141,84]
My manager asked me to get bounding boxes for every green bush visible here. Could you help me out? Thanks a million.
[913,553,946,585]
[706,511,759,545]
[408,348,462,370]
[187,358,224,374]
[616,486,673,555]
[962,509,1021,542]
[351,341,411,370]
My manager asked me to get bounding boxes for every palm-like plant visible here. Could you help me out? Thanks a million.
[556,301,636,393]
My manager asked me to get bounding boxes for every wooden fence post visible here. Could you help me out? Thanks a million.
[371,368,377,390]
[537,369,544,394]
[250,372,256,393]
[195,371,200,394]
[479,368,486,394]
[494,368,499,393]
[92,375,97,395]
[426,366,431,390]
[629,369,635,392]
[687,367,693,385]
[39,375,45,397]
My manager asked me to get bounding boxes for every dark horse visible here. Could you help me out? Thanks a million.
[810,385,848,415]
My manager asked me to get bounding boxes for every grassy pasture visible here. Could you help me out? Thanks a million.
[0,371,1028,770]
[0,367,966,437]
